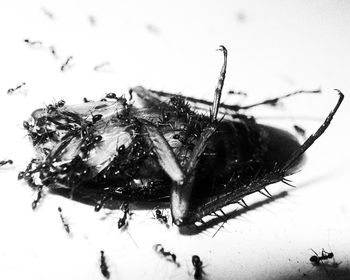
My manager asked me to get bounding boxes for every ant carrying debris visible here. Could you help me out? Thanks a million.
[0,159,13,167]
[7,83,26,94]
[100,250,110,279]
[58,207,70,234]
[153,244,178,265]
[60,56,73,72]
[192,255,205,280]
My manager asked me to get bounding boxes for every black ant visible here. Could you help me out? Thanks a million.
[93,62,110,72]
[0,159,13,167]
[48,46,57,58]
[58,207,70,234]
[60,56,73,72]
[227,90,247,96]
[154,244,177,264]
[118,202,132,229]
[7,82,26,94]
[24,39,42,47]
[310,249,334,265]
[100,250,110,279]
[153,207,168,224]
[32,185,43,210]
[293,125,306,137]
[192,255,204,280]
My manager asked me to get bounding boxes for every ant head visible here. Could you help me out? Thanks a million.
[155,209,161,216]
[310,256,319,263]
[192,255,201,266]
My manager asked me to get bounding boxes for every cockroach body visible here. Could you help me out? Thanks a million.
[19,46,343,227]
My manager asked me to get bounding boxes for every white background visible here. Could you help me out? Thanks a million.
[0,1,349,279]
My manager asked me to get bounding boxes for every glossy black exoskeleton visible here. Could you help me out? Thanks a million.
[192,255,204,280]
[310,249,334,265]
[20,46,343,229]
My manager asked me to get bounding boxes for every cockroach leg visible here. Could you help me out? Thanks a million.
[211,45,227,121]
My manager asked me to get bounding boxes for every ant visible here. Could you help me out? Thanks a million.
[100,250,110,279]
[7,82,26,94]
[153,207,168,224]
[118,202,132,229]
[293,125,306,137]
[93,62,110,72]
[192,255,205,280]
[24,39,43,47]
[227,90,247,96]
[32,185,43,210]
[310,249,334,265]
[0,159,13,167]
[58,207,70,234]
[48,46,57,58]
[154,244,177,264]
[60,56,73,72]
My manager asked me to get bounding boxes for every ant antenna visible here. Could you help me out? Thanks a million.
[211,45,227,121]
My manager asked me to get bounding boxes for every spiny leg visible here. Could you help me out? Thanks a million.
[170,46,228,226]
[177,90,344,225]
[282,89,344,172]
[211,45,227,121]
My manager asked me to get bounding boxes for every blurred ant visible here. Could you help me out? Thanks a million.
[93,62,110,72]
[153,207,168,225]
[118,202,132,229]
[88,15,96,26]
[58,207,70,234]
[310,249,334,265]
[293,125,306,137]
[7,82,26,94]
[192,255,205,280]
[227,90,247,96]
[24,39,42,47]
[100,250,110,279]
[60,56,73,72]
[0,159,13,167]
[41,7,54,20]
[32,185,43,210]
[154,244,178,264]
[83,97,90,103]
[48,46,57,58]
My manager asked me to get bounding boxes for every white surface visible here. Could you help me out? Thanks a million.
[0,1,350,279]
